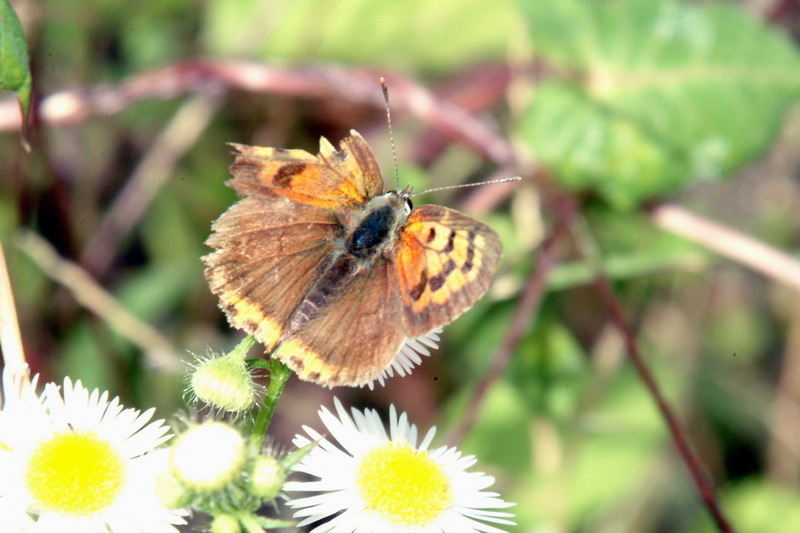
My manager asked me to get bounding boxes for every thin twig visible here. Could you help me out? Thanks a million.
[652,203,800,292]
[592,275,734,533]
[80,89,225,276]
[445,198,576,447]
[0,61,517,169]
[15,231,182,372]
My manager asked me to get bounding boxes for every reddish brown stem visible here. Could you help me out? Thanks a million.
[0,61,517,169]
[592,275,734,533]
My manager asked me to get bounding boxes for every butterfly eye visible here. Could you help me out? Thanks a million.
[404,197,413,213]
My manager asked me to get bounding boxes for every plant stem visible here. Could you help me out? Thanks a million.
[248,357,292,451]
[230,334,258,361]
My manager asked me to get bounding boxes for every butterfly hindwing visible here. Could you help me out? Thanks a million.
[272,257,406,386]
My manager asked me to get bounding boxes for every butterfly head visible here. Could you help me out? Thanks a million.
[391,186,414,214]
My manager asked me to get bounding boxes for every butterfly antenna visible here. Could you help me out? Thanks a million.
[410,176,521,197]
[381,77,401,190]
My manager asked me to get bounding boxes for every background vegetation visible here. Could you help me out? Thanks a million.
[2,0,800,531]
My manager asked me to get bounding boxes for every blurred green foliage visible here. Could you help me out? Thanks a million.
[519,0,800,208]
[2,0,800,531]
[203,0,516,71]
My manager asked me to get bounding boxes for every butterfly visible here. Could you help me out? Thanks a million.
[203,130,502,387]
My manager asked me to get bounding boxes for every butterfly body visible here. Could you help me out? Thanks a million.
[288,191,409,334]
[347,191,410,259]
[204,131,501,387]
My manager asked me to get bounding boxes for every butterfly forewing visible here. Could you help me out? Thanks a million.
[227,130,383,210]
[204,196,339,347]
[395,205,502,337]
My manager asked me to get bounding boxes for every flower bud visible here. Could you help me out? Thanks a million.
[169,422,245,492]
[210,513,241,533]
[248,455,285,500]
[190,353,256,413]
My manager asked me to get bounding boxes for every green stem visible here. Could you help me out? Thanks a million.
[229,334,258,361]
[238,513,266,533]
[248,357,292,451]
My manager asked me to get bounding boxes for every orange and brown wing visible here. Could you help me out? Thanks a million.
[272,259,405,387]
[203,195,339,348]
[228,130,384,210]
[395,205,502,337]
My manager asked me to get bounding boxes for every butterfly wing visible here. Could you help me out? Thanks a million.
[228,130,384,210]
[205,130,386,350]
[203,195,339,348]
[395,205,502,337]
[272,258,406,387]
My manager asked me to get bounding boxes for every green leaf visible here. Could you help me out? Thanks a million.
[0,0,31,143]
[203,0,515,72]
[280,440,316,471]
[517,0,800,208]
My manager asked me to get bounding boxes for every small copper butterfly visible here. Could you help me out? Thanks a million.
[203,130,502,386]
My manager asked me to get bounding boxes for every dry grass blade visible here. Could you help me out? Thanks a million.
[15,231,182,372]
[0,243,29,392]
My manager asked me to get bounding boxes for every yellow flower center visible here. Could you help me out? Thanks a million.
[356,442,452,526]
[25,430,126,516]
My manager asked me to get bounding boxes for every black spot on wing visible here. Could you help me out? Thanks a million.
[461,229,477,273]
[429,259,456,292]
[444,230,455,253]
[426,227,437,243]
[409,270,428,302]
[274,163,307,187]
[289,355,306,372]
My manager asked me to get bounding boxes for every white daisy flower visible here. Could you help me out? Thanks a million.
[0,367,46,531]
[285,398,515,532]
[0,375,186,533]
